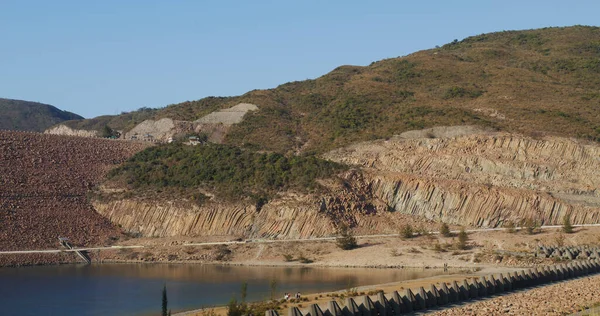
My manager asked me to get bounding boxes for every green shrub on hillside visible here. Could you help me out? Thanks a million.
[108,143,345,201]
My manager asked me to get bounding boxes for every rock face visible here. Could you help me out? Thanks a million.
[92,182,420,239]
[194,103,258,126]
[121,103,259,142]
[93,197,333,239]
[123,118,194,142]
[45,124,99,138]
[325,126,600,227]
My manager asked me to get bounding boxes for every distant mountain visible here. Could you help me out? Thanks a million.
[0,98,83,132]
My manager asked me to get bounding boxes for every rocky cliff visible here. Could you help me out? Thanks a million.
[92,178,427,240]
[325,126,600,227]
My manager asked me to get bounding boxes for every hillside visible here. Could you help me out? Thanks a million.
[0,98,83,132]
[58,26,600,153]
[0,131,148,266]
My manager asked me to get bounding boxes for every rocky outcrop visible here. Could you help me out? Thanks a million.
[194,103,258,126]
[44,124,99,138]
[123,118,195,142]
[121,103,259,143]
[325,127,600,227]
[93,197,334,239]
[369,172,600,227]
[91,184,425,239]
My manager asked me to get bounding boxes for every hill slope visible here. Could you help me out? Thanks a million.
[59,26,600,153]
[0,131,148,266]
[0,98,83,132]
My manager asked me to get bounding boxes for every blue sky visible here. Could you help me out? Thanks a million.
[1,1,598,118]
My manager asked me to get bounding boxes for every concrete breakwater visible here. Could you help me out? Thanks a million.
[269,260,600,316]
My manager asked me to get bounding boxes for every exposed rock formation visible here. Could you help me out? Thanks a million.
[123,118,194,142]
[92,177,426,240]
[93,197,333,239]
[325,126,600,227]
[121,103,259,142]
[194,103,258,126]
[45,124,99,138]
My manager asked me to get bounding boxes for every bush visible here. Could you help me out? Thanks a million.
[214,245,232,261]
[440,223,451,237]
[504,220,516,233]
[456,228,468,250]
[400,224,414,239]
[562,215,574,234]
[298,255,314,264]
[282,254,295,262]
[336,225,358,250]
[433,243,447,252]
[415,224,430,237]
[523,218,538,235]
[227,297,243,316]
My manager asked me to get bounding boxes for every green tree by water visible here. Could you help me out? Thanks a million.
[269,279,277,300]
[162,285,168,316]
[240,282,248,303]
[336,224,358,250]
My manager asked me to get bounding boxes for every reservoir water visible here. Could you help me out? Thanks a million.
[0,264,446,316]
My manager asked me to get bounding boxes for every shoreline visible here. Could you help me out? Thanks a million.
[172,268,519,316]
[0,257,503,272]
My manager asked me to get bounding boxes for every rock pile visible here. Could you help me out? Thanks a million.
[0,131,147,266]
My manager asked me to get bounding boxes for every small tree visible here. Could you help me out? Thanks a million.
[227,297,242,316]
[336,224,358,250]
[440,223,451,237]
[101,125,118,138]
[456,228,468,250]
[269,279,277,300]
[240,282,248,303]
[400,224,414,239]
[504,220,516,233]
[524,218,538,235]
[562,215,574,234]
[162,285,168,316]
[415,224,429,236]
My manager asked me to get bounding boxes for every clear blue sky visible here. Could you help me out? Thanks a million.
[1,1,598,118]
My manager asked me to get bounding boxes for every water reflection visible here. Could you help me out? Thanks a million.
[0,264,446,316]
